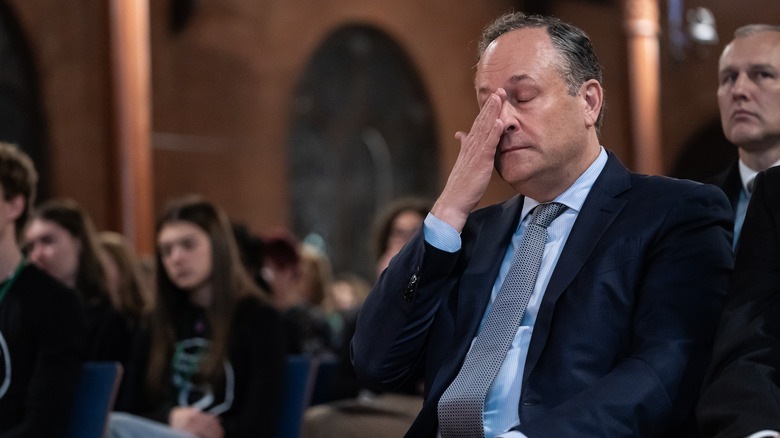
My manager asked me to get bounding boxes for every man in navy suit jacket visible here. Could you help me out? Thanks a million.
[352,12,733,438]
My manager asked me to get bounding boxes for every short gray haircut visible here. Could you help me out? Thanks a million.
[733,24,780,38]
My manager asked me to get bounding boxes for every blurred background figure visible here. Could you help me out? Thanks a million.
[301,197,430,438]
[231,222,268,291]
[24,198,131,364]
[298,243,333,314]
[321,272,370,351]
[373,197,431,279]
[262,229,333,357]
[327,273,370,315]
[110,195,286,438]
[99,230,154,332]
[0,142,86,437]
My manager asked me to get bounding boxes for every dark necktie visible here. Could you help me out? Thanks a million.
[437,202,567,438]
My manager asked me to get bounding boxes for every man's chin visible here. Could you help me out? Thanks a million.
[730,131,771,150]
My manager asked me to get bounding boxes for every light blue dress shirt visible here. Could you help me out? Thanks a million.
[425,147,608,438]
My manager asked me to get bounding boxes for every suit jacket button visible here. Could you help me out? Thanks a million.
[403,267,420,302]
[407,273,418,289]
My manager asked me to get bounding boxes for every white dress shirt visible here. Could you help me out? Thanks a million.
[733,159,780,249]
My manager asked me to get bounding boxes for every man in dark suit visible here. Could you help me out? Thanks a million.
[698,166,780,438]
[351,12,733,438]
[707,24,780,248]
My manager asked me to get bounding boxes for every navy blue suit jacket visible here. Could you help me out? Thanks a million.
[698,166,780,438]
[352,153,733,437]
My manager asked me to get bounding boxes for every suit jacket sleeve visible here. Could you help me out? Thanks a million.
[352,230,458,391]
[698,168,780,438]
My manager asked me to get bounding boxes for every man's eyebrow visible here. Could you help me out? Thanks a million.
[507,74,531,84]
[477,74,533,95]
[720,63,778,75]
[747,63,778,72]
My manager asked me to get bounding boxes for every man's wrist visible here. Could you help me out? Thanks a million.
[424,213,461,252]
[430,200,469,233]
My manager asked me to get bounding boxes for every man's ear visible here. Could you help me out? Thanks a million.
[581,79,603,128]
[6,194,25,222]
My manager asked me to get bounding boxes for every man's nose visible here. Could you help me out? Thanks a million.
[731,72,751,98]
[499,100,518,133]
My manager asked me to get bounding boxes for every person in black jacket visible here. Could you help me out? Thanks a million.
[111,196,286,438]
[698,166,780,438]
[0,142,87,437]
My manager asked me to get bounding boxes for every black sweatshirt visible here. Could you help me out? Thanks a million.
[120,295,287,438]
[0,264,87,438]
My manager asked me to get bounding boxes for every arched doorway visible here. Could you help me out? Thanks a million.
[287,24,439,280]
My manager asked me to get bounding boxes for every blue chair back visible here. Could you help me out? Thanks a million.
[65,361,123,438]
[276,355,315,438]
[310,355,339,406]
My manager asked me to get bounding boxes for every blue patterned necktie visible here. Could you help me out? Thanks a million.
[437,202,567,438]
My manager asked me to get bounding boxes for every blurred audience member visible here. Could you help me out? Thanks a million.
[230,222,268,291]
[99,231,154,330]
[322,272,370,339]
[299,244,333,309]
[110,196,286,438]
[329,273,369,312]
[24,198,131,364]
[316,271,372,401]
[372,197,432,278]
[302,197,429,438]
[0,142,86,436]
[263,229,333,356]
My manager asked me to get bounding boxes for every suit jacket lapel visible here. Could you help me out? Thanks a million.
[523,153,631,379]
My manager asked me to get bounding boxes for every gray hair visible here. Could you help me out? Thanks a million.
[733,24,780,39]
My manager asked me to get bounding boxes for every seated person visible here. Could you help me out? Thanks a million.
[0,142,86,437]
[698,167,780,438]
[111,196,286,438]
[25,199,132,364]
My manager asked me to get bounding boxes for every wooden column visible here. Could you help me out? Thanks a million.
[622,0,663,175]
[109,0,154,254]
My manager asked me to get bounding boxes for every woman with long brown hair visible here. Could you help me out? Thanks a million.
[111,196,286,438]
[24,198,131,363]
[98,230,154,330]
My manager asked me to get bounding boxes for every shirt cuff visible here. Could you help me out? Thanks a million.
[746,431,779,438]
[423,213,461,253]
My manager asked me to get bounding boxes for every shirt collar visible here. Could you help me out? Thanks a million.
[738,158,780,194]
[521,146,608,219]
